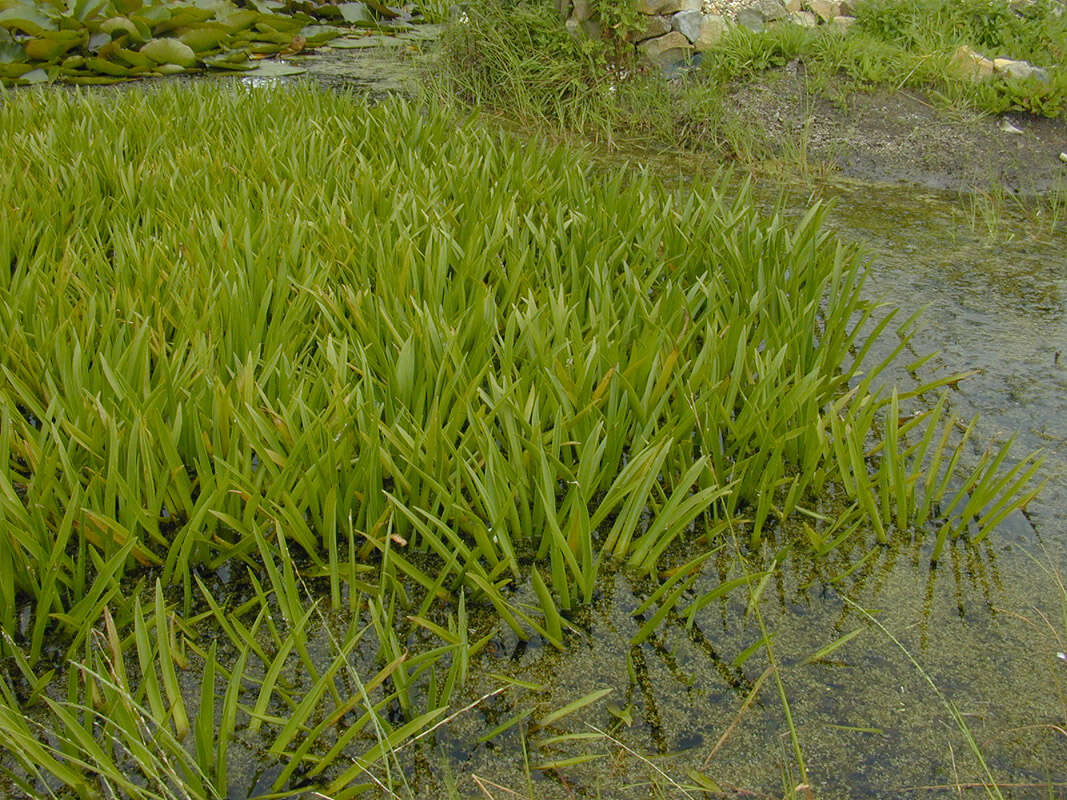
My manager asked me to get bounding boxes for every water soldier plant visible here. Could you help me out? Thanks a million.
[0,83,1044,797]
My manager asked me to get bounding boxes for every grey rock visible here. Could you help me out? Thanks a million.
[637,30,694,66]
[806,0,839,22]
[950,44,994,80]
[994,57,1048,82]
[735,8,765,30]
[831,14,856,30]
[693,13,726,49]
[790,10,817,26]
[672,9,703,41]
[626,14,673,41]
[750,0,789,20]
[635,0,699,13]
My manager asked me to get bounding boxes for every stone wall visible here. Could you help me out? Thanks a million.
[557,0,860,66]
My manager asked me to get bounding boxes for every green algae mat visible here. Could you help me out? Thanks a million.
[0,84,1043,798]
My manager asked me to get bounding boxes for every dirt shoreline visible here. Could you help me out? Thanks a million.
[725,66,1067,194]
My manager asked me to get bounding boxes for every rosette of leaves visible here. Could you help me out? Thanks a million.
[0,0,422,85]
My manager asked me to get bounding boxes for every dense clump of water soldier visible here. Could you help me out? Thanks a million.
[0,84,1042,797]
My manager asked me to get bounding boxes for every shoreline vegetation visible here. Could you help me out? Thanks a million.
[0,0,1064,797]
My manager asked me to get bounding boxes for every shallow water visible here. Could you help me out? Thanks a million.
[423,182,1067,799]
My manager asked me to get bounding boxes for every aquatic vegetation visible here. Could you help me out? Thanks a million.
[0,0,438,86]
[0,83,1043,796]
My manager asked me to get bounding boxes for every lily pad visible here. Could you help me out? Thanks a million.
[342,34,404,48]
[337,2,372,24]
[18,66,49,82]
[0,38,24,63]
[0,5,58,35]
[24,36,80,60]
[298,24,342,44]
[327,36,371,49]
[179,24,231,52]
[99,16,140,38]
[140,37,197,66]
[246,59,304,76]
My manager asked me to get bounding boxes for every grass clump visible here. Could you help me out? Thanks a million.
[431,0,1067,162]
[0,82,1043,797]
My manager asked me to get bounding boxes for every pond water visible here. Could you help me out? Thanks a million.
[421,181,1067,799]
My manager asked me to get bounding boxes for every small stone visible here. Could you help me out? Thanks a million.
[790,10,817,26]
[1059,152,1067,163]
[831,14,856,30]
[693,13,726,49]
[950,44,994,81]
[672,9,703,41]
[997,118,1024,134]
[749,0,789,20]
[637,30,694,66]
[625,14,672,42]
[805,0,839,22]
[783,0,801,11]
[635,0,699,13]
[735,8,765,30]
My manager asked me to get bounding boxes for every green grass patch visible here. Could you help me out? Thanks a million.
[0,82,1043,797]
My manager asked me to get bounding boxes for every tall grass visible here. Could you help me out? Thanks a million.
[0,82,1042,796]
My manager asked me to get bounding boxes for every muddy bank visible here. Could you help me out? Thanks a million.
[726,66,1067,193]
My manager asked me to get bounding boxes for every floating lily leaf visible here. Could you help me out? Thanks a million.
[154,61,186,74]
[86,55,136,74]
[364,0,398,19]
[247,41,283,53]
[0,5,58,35]
[201,47,253,68]
[87,30,110,49]
[65,72,132,82]
[115,46,151,66]
[342,33,403,47]
[246,59,303,76]
[254,12,307,32]
[131,6,170,26]
[61,54,84,67]
[0,38,23,62]
[0,61,34,77]
[24,36,80,60]
[153,5,214,34]
[178,24,230,51]
[399,23,443,40]
[326,36,369,49]
[99,16,140,38]
[17,66,49,82]
[298,24,341,43]
[140,36,196,66]
[337,2,371,24]
[70,0,112,22]
[214,7,258,32]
